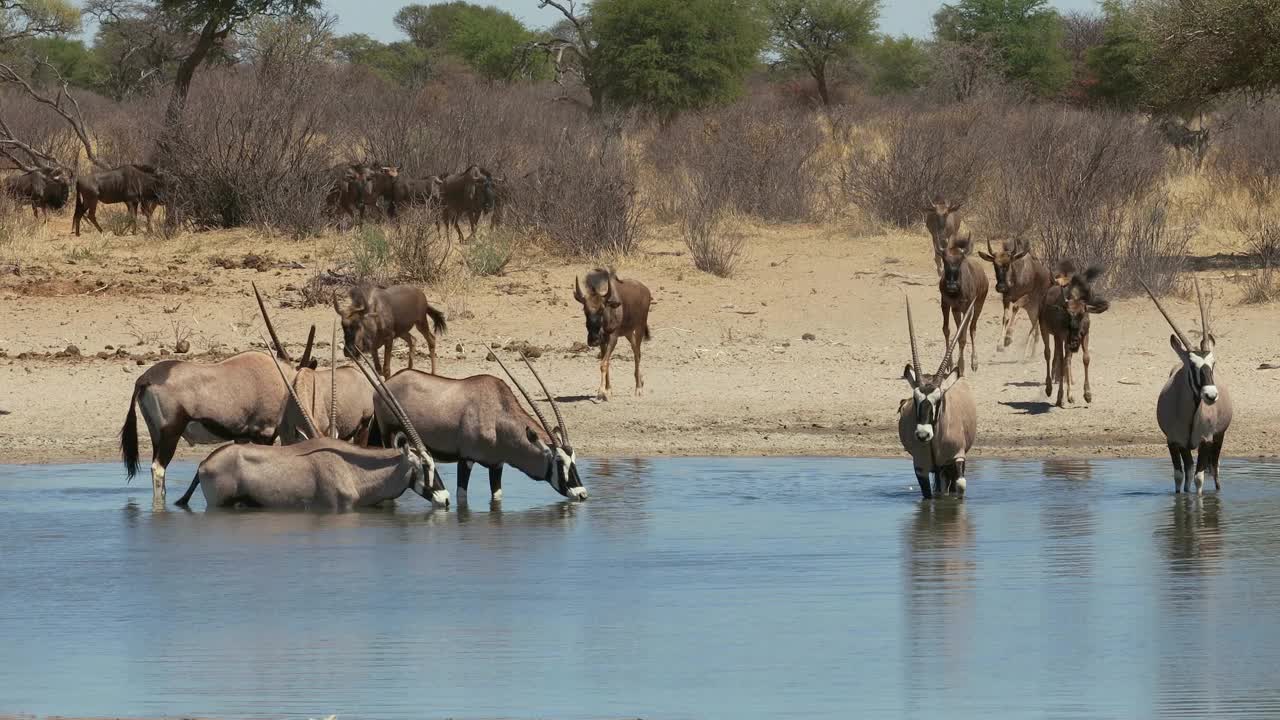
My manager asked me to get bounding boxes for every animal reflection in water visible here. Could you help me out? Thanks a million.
[903,500,976,695]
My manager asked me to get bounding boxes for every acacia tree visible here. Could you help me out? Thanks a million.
[933,0,1070,97]
[763,0,881,106]
[1131,0,1280,110]
[0,0,80,45]
[156,0,318,126]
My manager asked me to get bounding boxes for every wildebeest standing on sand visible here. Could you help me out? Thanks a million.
[2,167,72,219]
[924,196,968,276]
[439,165,499,242]
[334,284,448,378]
[574,267,652,400]
[72,164,165,236]
[370,166,444,219]
[1039,264,1110,408]
[977,237,1051,356]
[936,237,988,377]
[327,162,376,226]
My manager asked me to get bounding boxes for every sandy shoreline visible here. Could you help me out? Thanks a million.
[2,222,1278,468]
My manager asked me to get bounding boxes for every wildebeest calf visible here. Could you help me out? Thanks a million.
[937,238,988,377]
[335,284,448,378]
[73,164,165,236]
[574,267,652,400]
[2,167,72,219]
[326,163,376,226]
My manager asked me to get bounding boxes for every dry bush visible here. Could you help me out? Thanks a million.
[981,107,1179,293]
[1210,101,1280,206]
[387,208,451,282]
[0,90,85,168]
[158,20,346,238]
[682,202,744,277]
[843,105,990,227]
[651,103,826,223]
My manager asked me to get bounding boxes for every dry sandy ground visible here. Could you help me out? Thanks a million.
[1,216,1278,468]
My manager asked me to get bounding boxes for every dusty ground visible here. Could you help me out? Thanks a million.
[1,212,1277,467]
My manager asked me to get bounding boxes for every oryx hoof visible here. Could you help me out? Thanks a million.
[491,489,503,502]
[1084,390,1093,403]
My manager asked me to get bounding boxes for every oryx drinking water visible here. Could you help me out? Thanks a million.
[372,353,587,503]
[898,298,979,499]
[174,349,449,510]
[1140,279,1233,494]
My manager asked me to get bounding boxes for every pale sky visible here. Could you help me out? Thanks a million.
[319,0,1103,42]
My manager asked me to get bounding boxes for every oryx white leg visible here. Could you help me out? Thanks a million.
[1168,444,1184,492]
[1194,443,1211,495]
[151,460,166,506]
[488,465,503,502]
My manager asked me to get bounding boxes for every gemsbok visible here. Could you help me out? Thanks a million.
[174,348,449,510]
[924,197,968,276]
[1039,265,1109,407]
[574,267,652,400]
[898,298,979,499]
[371,353,587,503]
[937,238,988,377]
[276,324,377,445]
[977,237,1051,355]
[119,284,313,506]
[1140,278,1233,494]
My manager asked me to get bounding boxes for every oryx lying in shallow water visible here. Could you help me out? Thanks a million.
[372,353,587,503]
[1141,278,1233,494]
[898,298,978,499]
[175,349,449,510]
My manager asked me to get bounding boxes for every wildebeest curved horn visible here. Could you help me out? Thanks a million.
[1139,279,1193,352]
[253,282,291,361]
[262,333,318,439]
[1194,277,1210,350]
[519,351,568,444]
[330,321,338,439]
[934,300,976,383]
[350,347,428,456]
[331,292,342,315]
[491,352,554,438]
[904,295,922,383]
[986,236,994,256]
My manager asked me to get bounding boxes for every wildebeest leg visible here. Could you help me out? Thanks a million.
[125,200,141,234]
[1042,325,1054,397]
[999,296,1013,351]
[1209,431,1225,491]
[597,335,619,401]
[1023,305,1041,362]
[414,319,438,375]
[175,471,200,508]
[467,208,481,241]
[382,340,394,378]
[1168,443,1185,492]
[915,466,932,499]
[968,301,980,373]
[488,465,503,502]
[457,460,473,499]
[1081,332,1092,404]
[85,197,104,234]
[404,332,416,372]
[142,201,156,233]
[628,330,644,396]
[1060,347,1073,407]
[1053,337,1067,407]
[953,306,968,377]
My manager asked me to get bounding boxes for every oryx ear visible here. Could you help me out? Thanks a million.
[1170,334,1188,354]
[902,363,917,386]
[978,251,994,262]
[938,366,962,394]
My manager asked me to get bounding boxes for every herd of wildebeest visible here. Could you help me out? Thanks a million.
[1,160,501,241]
[1,158,1233,509]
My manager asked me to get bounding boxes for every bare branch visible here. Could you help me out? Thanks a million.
[0,59,107,170]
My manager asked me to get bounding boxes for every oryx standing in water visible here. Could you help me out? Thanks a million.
[898,298,979,499]
[175,348,449,510]
[1140,279,1233,494]
[372,353,587,503]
